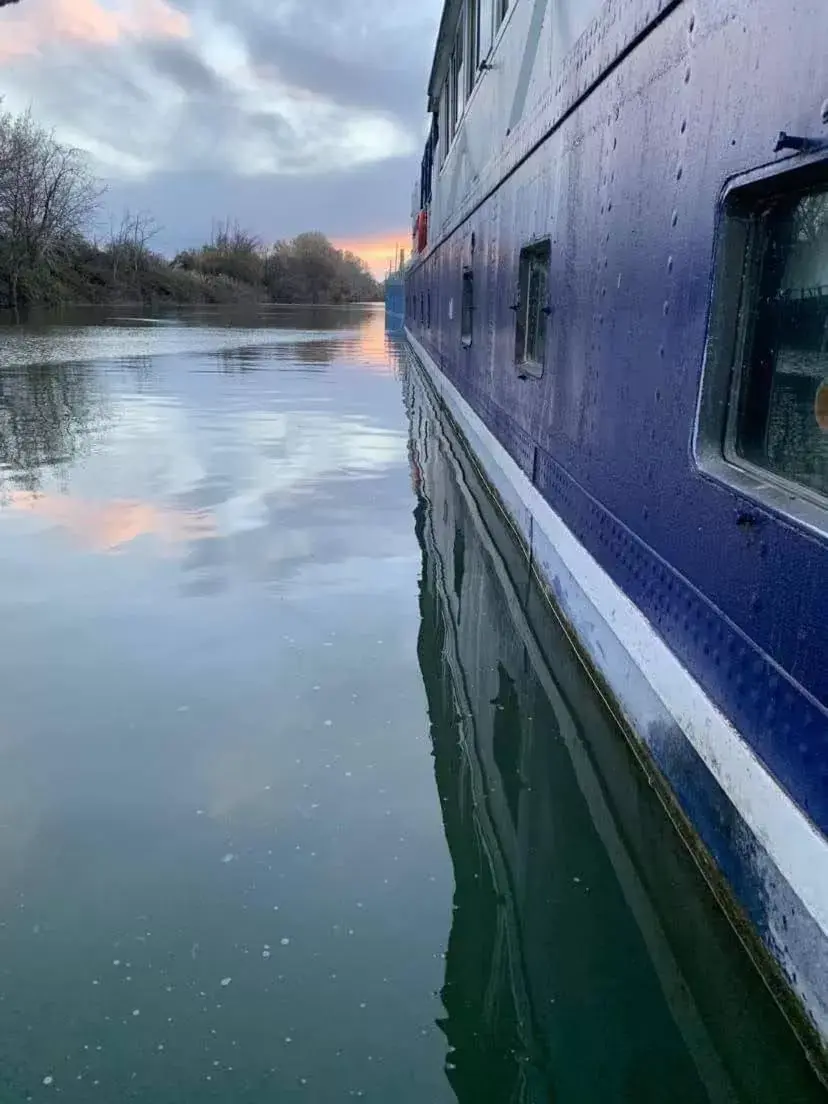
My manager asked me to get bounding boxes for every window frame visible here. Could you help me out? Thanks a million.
[438,85,448,166]
[439,0,514,174]
[695,151,828,537]
[461,265,474,348]
[514,239,551,379]
[479,0,495,59]
[456,12,466,120]
[449,12,465,139]
[448,69,456,141]
[466,0,480,100]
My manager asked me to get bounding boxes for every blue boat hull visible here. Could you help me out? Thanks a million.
[405,0,828,1066]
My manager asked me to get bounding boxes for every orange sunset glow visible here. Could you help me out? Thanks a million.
[333,233,411,280]
[0,0,189,61]
[8,491,215,552]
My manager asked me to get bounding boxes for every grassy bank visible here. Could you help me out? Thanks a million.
[37,228,383,309]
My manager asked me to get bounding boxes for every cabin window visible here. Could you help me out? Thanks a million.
[461,267,473,347]
[448,69,456,138]
[697,164,828,527]
[725,184,828,501]
[514,241,550,377]
[466,0,480,97]
[479,0,494,58]
[419,292,424,324]
[439,85,449,165]
[450,14,465,135]
[427,290,432,328]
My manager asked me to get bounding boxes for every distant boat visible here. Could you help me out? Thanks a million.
[384,247,406,329]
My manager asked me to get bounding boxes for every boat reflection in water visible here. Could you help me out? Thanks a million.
[402,355,825,1104]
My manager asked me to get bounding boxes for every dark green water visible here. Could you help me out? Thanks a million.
[0,304,823,1103]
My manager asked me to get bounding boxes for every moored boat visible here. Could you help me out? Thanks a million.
[403,0,828,1073]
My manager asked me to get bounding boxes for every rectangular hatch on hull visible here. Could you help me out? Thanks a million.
[514,239,551,379]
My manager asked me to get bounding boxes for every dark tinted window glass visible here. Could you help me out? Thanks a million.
[461,268,473,347]
[734,187,828,499]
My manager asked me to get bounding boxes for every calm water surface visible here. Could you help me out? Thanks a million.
[0,305,823,1103]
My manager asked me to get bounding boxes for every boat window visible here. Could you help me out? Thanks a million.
[461,266,473,347]
[514,241,550,377]
[451,13,465,133]
[728,185,828,501]
[479,0,494,58]
[439,85,448,165]
[466,0,480,97]
[427,289,432,329]
[420,292,424,324]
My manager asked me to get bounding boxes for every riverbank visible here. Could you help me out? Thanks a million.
[3,230,382,313]
[0,103,381,313]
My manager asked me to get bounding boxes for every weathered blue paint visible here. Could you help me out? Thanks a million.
[405,0,828,1062]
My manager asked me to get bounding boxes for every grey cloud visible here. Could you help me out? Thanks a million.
[170,0,439,127]
[142,40,226,99]
[3,0,443,246]
[10,37,298,174]
[166,94,298,172]
[23,48,157,150]
[251,39,424,129]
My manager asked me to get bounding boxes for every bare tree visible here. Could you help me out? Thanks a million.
[0,107,101,315]
[108,209,161,282]
[210,217,261,256]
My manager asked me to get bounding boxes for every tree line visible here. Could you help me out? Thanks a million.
[0,105,382,314]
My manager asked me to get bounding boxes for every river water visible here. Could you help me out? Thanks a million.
[0,304,823,1103]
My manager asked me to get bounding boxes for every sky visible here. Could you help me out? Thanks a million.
[0,0,443,275]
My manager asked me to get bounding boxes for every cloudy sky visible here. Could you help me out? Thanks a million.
[0,0,442,273]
